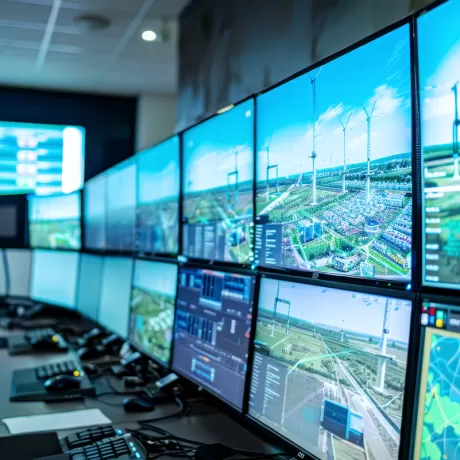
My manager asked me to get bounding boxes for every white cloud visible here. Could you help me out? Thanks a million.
[369,84,404,116]
[423,93,454,121]
[318,103,344,123]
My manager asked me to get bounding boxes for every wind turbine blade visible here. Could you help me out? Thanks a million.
[371,101,377,115]
[335,107,345,128]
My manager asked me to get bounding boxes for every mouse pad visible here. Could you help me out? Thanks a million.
[0,432,61,460]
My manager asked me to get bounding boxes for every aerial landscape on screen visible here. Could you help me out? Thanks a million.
[129,261,177,364]
[137,136,180,255]
[251,279,412,460]
[418,0,460,287]
[255,25,412,281]
[183,100,254,264]
[29,193,81,250]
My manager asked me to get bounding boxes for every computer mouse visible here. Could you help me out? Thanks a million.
[44,375,82,392]
[30,335,60,350]
[78,346,104,360]
[122,396,155,413]
[82,363,99,377]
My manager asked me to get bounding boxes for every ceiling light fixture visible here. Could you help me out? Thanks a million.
[142,30,157,42]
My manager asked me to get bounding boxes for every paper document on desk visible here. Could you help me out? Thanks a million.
[2,408,112,434]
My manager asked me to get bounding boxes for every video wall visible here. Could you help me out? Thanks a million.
[0,122,85,196]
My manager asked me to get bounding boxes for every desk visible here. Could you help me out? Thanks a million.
[0,331,275,455]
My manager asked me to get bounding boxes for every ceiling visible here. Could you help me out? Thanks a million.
[0,0,189,95]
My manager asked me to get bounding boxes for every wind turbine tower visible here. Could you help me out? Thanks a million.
[376,299,391,393]
[452,82,460,179]
[265,141,279,200]
[227,149,239,205]
[336,110,352,193]
[308,67,322,205]
[362,102,377,202]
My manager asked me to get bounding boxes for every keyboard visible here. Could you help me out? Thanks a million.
[64,426,118,450]
[65,433,146,460]
[10,359,95,402]
[8,328,68,355]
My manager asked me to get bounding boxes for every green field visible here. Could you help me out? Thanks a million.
[130,287,175,364]
[30,220,81,249]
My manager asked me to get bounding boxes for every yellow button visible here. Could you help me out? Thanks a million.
[435,319,444,328]
[51,336,59,343]
[73,370,80,377]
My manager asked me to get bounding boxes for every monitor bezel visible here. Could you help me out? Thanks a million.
[180,97,256,271]
[170,261,259,413]
[245,269,417,460]
[134,134,182,260]
[127,256,180,368]
[253,17,415,290]
[0,194,28,249]
[29,248,81,311]
[27,190,82,252]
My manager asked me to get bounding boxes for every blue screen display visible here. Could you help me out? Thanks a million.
[182,100,255,264]
[0,122,85,196]
[28,191,81,250]
[84,173,106,251]
[76,253,104,321]
[137,136,180,255]
[106,158,136,252]
[255,25,412,282]
[418,0,460,290]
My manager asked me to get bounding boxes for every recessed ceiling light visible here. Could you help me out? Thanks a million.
[142,30,157,42]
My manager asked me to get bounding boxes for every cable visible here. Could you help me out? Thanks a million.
[139,396,188,425]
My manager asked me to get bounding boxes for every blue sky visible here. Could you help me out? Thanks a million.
[133,260,178,297]
[107,157,136,210]
[418,0,460,146]
[256,25,411,180]
[29,191,80,220]
[138,136,180,204]
[258,278,412,343]
[183,99,254,193]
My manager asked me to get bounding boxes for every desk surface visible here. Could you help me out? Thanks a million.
[0,329,275,455]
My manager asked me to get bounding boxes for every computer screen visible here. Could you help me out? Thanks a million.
[0,121,85,195]
[129,260,178,365]
[6,249,31,297]
[106,158,136,252]
[137,136,180,255]
[98,257,133,338]
[249,277,412,459]
[28,192,81,250]
[412,300,460,460]
[255,25,412,282]
[76,253,104,321]
[418,1,460,289]
[182,100,255,264]
[30,250,79,309]
[84,173,106,251]
[0,251,6,296]
[172,267,255,410]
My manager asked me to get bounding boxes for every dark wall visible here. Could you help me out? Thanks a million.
[0,86,137,181]
[177,0,436,130]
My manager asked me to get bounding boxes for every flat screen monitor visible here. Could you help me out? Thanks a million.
[255,25,412,282]
[248,277,412,459]
[172,266,255,410]
[6,249,31,297]
[129,260,178,365]
[0,121,85,195]
[30,250,79,309]
[84,173,106,250]
[137,136,180,255]
[106,158,136,252]
[182,100,255,264]
[28,191,81,250]
[412,300,460,460]
[76,253,104,321]
[98,257,133,338]
[418,1,460,289]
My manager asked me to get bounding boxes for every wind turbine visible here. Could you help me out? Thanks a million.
[265,138,279,200]
[362,101,377,203]
[308,67,323,205]
[335,109,352,193]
